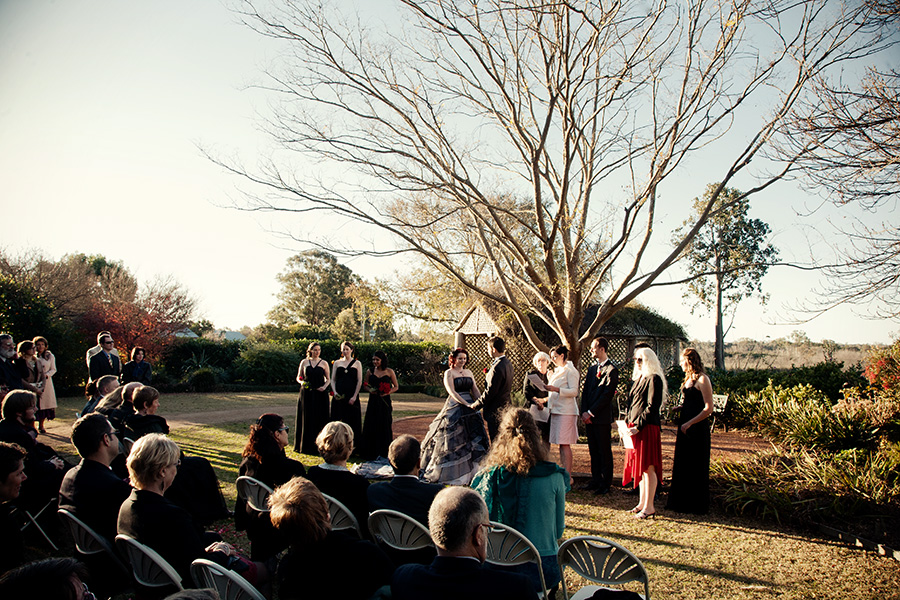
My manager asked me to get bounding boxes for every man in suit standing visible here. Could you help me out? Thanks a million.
[88,334,121,382]
[471,336,513,441]
[59,413,131,542]
[391,486,537,600]
[367,435,443,526]
[580,336,619,494]
[85,331,120,369]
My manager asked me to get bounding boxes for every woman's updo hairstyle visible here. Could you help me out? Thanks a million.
[449,348,467,368]
[243,413,285,462]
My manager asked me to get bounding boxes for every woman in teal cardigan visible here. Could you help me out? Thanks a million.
[471,407,570,597]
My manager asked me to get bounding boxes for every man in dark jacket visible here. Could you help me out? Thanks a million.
[472,336,514,441]
[392,486,536,600]
[580,336,619,494]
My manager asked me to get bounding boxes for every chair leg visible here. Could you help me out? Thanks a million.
[25,510,59,550]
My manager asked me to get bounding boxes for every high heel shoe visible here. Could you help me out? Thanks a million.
[628,506,641,514]
[634,510,656,519]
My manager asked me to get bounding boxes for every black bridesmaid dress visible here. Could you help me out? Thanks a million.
[331,359,363,449]
[665,385,711,514]
[360,373,393,460]
[294,360,330,454]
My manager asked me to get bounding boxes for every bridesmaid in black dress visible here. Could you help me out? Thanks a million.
[331,341,363,449]
[360,350,399,460]
[294,342,331,455]
[666,348,715,514]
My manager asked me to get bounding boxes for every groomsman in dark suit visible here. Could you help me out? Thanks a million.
[367,435,443,526]
[471,336,513,441]
[88,334,121,382]
[580,336,619,494]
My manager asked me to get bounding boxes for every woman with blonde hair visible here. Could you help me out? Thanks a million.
[624,346,666,519]
[666,348,714,514]
[117,434,265,588]
[269,476,392,600]
[471,407,569,596]
[305,421,370,537]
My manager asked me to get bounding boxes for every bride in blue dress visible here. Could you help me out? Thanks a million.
[420,348,490,485]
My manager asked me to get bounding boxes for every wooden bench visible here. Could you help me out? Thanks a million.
[710,394,729,432]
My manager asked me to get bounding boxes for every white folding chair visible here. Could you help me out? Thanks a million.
[115,533,184,591]
[191,558,265,600]
[122,437,135,456]
[557,535,650,599]
[367,509,434,552]
[484,521,549,600]
[322,493,361,537]
[235,475,274,513]
[58,508,128,573]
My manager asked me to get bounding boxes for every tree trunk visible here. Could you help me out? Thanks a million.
[715,269,726,370]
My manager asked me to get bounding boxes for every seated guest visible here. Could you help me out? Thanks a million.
[0,390,68,508]
[117,434,265,591]
[124,387,230,525]
[0,442,27,574]
[124,386,168,438]
[269,476,393,600]
[58,414,131,597]
[164,590,221,600]
[367,434,443,526]
[122,346,153,385]
[59,414,131,542]
[0,557,97,600]
[306,421,370,537]
[81,375,119,416]
[235,413,306,560]
[392,486,537,600]
[471,408,569,597]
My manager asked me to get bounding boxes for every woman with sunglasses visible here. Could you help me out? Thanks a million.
[624,346,666,519]
[236,413,307,560]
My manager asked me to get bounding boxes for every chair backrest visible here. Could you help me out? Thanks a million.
[557,536,650,600]
[236,476,275,513]
[115,534,183,590]
[58,508,128,570]
[322,493,361,537]
[122,437,135,455]
[367,509,434,551]
[191,558,265,600]
[14,497,59,551]
[484,521,548,600]
[710,394,729,431]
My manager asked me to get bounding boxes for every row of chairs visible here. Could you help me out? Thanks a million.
[59,507,264,600]
[237,475,652,599]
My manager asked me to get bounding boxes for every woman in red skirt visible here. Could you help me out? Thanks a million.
[625,345,666,519]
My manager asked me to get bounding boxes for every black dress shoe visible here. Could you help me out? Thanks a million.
[578,481,600,491]
[592,487,611,495]
[622,487,639,495]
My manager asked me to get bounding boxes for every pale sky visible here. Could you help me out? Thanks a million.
[1,0,896,345]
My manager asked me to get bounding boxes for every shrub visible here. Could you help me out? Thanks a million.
[710,360,865,402]
[864,338,900,392]
[159,338,244,379]
[187,367,221,392]
[233,344,302,385]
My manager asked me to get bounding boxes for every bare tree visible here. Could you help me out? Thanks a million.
[221,0,893,358]
[779,1,899,321]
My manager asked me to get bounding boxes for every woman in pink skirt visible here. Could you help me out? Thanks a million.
[546,345,579,484]
[624,346,666,519]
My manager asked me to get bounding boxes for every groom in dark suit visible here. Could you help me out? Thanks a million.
[391,487,537,600]
[471,336,513,441]
[580,336,619,494]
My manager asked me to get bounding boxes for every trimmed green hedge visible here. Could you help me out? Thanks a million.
[709,361,865,402]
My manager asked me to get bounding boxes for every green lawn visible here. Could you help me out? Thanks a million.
[44,393,900,599]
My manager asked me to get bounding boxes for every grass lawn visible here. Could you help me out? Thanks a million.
[44,393,900,599]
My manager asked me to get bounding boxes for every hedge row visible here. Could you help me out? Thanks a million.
[154,338,451,391]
